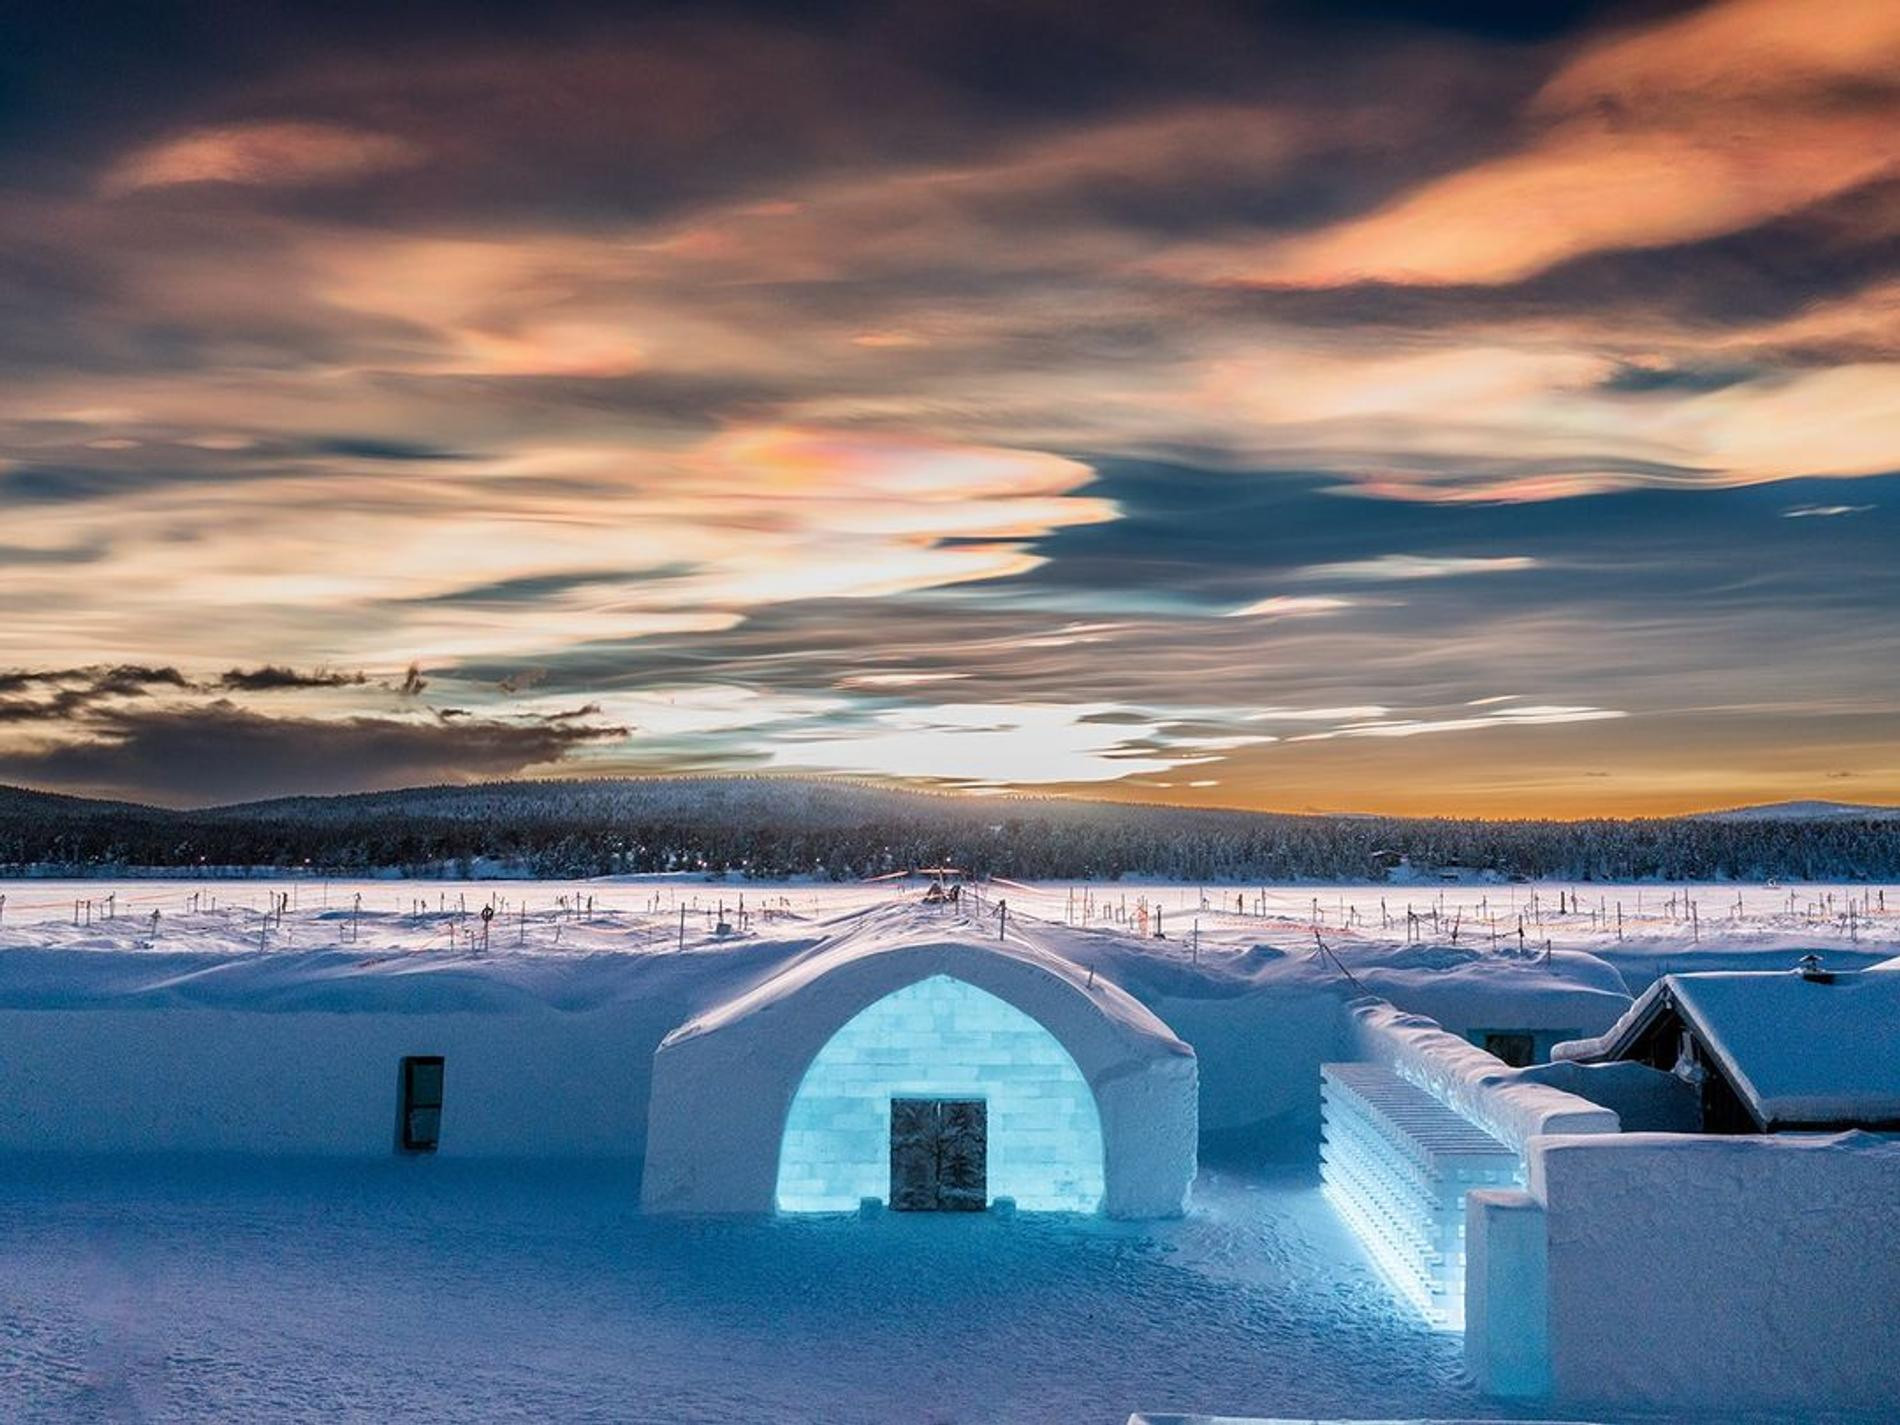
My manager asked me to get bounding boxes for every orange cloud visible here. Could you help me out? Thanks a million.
[1213,0,1900,286]
[0,425,1113,667]
[104,121,423,194]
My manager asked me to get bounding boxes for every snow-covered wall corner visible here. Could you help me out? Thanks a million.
[642,936,1197,1218]
[1525,1130,1900,1409]
[1100,1044,1198,1216]
[1464,1188,1549,1398]
[1142,988,1342,1146]
[1345,997,1618,1152]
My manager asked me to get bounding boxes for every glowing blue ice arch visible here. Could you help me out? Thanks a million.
[775,974,1106,1213]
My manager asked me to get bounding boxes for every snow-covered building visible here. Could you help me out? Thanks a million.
[642,923,1199,1217]
[0,902,1618,1180]
[1314,985,1900,1411]
[4,889,1896,1412]
[1552,964,1900,1132]
[1407,966,1900,1409]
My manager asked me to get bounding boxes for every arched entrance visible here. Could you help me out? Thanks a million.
[642,929,1196,1218]
[774,973,1106,1213]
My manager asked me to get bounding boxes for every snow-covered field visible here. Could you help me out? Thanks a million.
[4,876,1896,978]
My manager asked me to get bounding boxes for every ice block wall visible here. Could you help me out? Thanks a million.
[1321,1061,1522,1329]
[776,974,1106,1212]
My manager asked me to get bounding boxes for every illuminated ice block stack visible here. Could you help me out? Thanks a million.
[776,974,1106,1213]
[1320,1061,1521,1329]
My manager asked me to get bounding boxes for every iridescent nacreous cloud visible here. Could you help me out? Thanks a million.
[0,0,1895,811]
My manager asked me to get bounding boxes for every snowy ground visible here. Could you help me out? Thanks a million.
[0,1155,1881,1425]
[2,1156,1447,1425]
[2,877,1896,1423]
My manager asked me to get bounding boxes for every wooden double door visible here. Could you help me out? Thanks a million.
[890,1098,987,1211]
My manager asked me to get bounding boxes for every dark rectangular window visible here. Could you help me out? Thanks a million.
[399,1055,444,1153]
[1482,1032,1536,1068]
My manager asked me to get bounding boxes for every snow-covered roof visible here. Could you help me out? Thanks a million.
[1555,969,1900,1128]
[663,903,1188,1054]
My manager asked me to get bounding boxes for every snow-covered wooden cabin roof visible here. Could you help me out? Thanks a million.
[1554,968,1900,1130]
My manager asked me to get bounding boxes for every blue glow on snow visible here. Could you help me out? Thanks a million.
[775,974,1105,1213]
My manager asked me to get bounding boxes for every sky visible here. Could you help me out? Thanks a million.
[0,0,1896,814]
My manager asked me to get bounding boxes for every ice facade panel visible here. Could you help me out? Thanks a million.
[775,974,1105,1212]
[1320,1061,1521,1329]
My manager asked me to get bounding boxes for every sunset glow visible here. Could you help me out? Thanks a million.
[2,0,1896,812]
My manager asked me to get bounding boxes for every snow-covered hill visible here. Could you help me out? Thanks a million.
[1697,800,1900,822]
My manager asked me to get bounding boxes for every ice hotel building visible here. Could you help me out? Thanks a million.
[0,901,1894,1412]
[642,927,1200,1217]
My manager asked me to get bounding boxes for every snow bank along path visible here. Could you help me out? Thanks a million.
[1347,1000,1617,1153]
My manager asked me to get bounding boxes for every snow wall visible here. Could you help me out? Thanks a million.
[1345,998,1619,1152]
[643,938,1197,1218]
[1469,1131,1900,1409]
[0,913,1628,1185]
[0,1005,662,1157]
[1327,997,1614,1334]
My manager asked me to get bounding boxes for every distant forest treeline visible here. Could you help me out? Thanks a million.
[1,777,1896,882]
